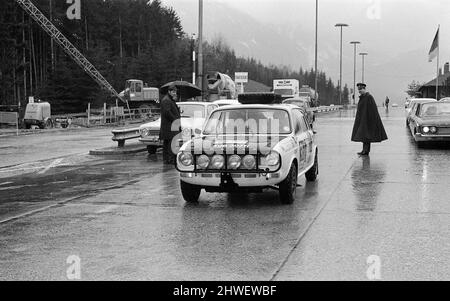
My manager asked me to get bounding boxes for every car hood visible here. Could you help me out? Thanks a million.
[417,116,450,126]
[139,117,205,130]
[181,135,291,154]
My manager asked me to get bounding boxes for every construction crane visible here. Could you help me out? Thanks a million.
[15,0,130,110]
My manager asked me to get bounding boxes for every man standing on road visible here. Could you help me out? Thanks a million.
[351,83,388,156]
[159,85,181,164]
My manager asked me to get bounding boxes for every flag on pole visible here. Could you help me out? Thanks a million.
[428,28,439,62]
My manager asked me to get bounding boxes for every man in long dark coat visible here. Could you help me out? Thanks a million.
[351,83,388,156]
[159,85,181,164]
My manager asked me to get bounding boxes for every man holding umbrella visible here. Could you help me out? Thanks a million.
[351,83,388,156]
[159,84,181,164]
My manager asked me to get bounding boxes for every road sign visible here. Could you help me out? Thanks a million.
[235,72,248,83]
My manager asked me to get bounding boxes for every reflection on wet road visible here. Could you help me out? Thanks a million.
[0,108,449,280]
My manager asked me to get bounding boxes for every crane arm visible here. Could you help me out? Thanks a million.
[15,0,128,108]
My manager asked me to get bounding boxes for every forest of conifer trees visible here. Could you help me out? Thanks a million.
[0,0,346,114]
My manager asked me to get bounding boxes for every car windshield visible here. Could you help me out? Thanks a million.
[203,108,291,135]
[273,89,294,96]
[178,104,204,118]
[420,103,450,117]
[283,100,307,107]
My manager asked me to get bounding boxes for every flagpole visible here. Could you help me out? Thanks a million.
[437,25,440,100]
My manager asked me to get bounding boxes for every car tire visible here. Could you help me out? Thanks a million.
[279,163,297,204]
[305,152,319,182]
[180,180,201,203]
[417,141,426,148]
[147,145,157,154]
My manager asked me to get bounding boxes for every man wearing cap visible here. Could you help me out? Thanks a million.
[159,85,181,164]
[351,83,388,156]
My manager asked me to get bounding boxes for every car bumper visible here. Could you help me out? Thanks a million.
[139,137,162,146]
[179,171,287,189]
[414,133,450,142]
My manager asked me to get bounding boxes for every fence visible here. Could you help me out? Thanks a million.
[63,104,161,128]
[0,111,19,135]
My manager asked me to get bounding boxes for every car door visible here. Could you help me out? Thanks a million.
[292,109,308,171]
[301,115,314,166]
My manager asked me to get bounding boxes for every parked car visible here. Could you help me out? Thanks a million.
[139,102,218,154]
[282,97,315,129]
[176,93,318,204]
[212,99,240,107]
[405,98,436,125]
[407,100,450,147]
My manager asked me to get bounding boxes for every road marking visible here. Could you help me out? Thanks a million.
[0,182,13,186]
[38,158,64,174]
[95,205,119,214]
[0,184,37,191]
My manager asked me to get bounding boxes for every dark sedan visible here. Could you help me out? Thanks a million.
[407,100,450,147]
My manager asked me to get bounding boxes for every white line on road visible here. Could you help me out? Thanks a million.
[95,205,120,214]
[38,158,64,174]
[0,182,13,186]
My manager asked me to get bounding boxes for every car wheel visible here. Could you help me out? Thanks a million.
[417,141,426,148]
[279,163,297,204]
[180,180,201,203]
[147,145,157,154]
[305,152,319,182]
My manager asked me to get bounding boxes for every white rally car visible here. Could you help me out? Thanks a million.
[139,102,219,154]
[176,93,319,204]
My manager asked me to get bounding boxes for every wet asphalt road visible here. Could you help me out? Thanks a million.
[0,107,449,280]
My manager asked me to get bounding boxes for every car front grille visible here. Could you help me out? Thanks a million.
[437,127,450,135]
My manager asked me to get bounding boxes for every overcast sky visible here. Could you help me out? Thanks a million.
[164,0,450,101]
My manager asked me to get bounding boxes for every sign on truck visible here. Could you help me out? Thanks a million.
[273,79,300,99]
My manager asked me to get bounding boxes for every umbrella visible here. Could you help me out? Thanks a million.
[160,81,202,100]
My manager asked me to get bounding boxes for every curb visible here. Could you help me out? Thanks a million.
[89,143,147,155]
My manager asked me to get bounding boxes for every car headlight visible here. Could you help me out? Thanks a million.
[228,155,241,170]
[430,126,437,134]
[182,128,192,139]
[242,155,256,169]
[265,152,280,166]
[179,152,193,166]
[197,155,210,169]
[210,155,225,169]
[422,126,430,133]
[141,128,150,136]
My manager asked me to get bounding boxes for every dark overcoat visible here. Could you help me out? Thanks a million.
[159,94,181,140]
[351,92,388,143]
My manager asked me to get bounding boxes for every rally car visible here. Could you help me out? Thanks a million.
[176,93,319,204]
[139,102,218,153]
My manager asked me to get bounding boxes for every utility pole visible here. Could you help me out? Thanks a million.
[49,0,54,71]
[192,33,196,85]
[350,41,360,105]
[314,0,319,104]
[335,23,349,106]
[359,52,368,83]
[197,0,204,99]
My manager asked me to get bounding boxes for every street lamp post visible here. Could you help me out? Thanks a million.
[350,41,361,105]
[192,33,196,85]
[335,23,349,106]
[359,52,368,83]
[197,0,203,99]
[314,0,319,105]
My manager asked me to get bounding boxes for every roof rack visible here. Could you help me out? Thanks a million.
[238,92,282,105]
